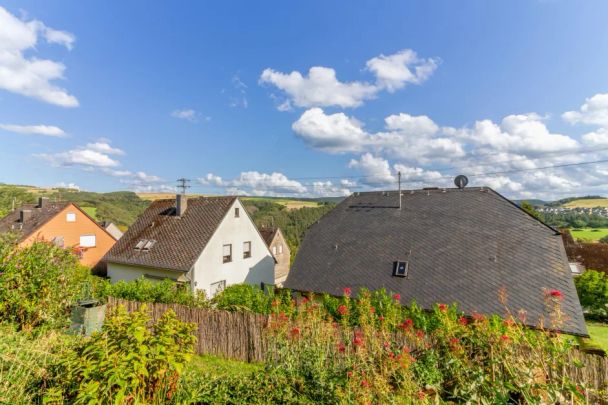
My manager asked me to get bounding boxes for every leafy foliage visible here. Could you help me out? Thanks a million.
[45,305,197,404]
[265,289,586,403]
[0,185,36,218]
[520,200,542,220]
[0,239,91,331]
[97,277,209,308]
[575,270,608,320]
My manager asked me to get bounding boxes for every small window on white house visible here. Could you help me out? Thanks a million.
[210,280,226,297]
[66,212,76,222]
[272,246,277,255]
[243,241,251,258]
[79,235,96,247]
[223,244,232,263]
[235,208,240,218]
[278,244,283,254]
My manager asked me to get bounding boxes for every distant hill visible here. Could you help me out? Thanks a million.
[513,199,548,207]
[562,198,608,208]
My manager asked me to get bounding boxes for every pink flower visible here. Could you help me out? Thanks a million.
[383,341,390,349]
[353,336,364,346]
[393,293,401,301]
[361,380,369,388]
[343,287,352,297]
[547,289,564,300]
[438,303,448,312]
[337,342,346,353]
[290,327,300,337]
[458,316,468,326]
[338,305,348,316]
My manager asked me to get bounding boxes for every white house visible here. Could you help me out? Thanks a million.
[104,194,275,297]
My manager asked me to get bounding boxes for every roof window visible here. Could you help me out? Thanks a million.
[393,261,408,277]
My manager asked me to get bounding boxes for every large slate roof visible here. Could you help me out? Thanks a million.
[104,196,236,272]
[285,187,587,336]
[0,201,70,241]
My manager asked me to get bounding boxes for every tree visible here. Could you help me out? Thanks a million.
[574,270,608,319]
[520,201,542,221]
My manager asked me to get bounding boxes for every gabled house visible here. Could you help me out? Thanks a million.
[0,197,118,269]
[285,187,587,336]
[260,227,291,285]
[104,194,275,297]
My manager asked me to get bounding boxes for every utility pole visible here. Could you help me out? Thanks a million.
[176,178,191,195]
[398,171,402,210]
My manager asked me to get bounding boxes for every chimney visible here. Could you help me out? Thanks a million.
[176,194,187,217]
[20,209,32,223]
[38,197,49,208]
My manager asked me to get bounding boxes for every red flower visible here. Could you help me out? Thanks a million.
[399,318,414,330]
[290,327,300,337]
[449,337,460,351]
[417,391,426,400]
[576,385,586,396]
[337,342,346,353]
[378,315,385,322]
[343,287,352,297]
[301,297,309,304]
[503,319,515,327]
[438,303,448,312]
[393,293,401,301]
[547,289,564,300]
[370,306,375,314]
[458,316,468,326]
[500,334,510,342]
[346,371,353,378]
[338,305,348,316]
[383,341,390,349]
[472,312,485,322]
[361,380,369,388]
[353,336,364,346]
[271,299,279,307]
[278,312,288,321]
[416,330,425,338]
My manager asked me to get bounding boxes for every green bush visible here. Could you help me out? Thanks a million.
[45,305,197,404]
[575,269,608,319]
[98,277,209,308]
[0,240,91,331]
[212,284,271,313]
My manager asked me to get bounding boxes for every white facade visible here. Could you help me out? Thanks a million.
[191,199,275,297]
[107,199,275,297]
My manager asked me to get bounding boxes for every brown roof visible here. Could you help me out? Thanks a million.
[104,196,237,271]
[259,228,278,246]
[0,201,70,241]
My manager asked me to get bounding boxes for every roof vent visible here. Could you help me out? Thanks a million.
[454,175,468,189]
[393,261,409,277]
[38,197,49,208]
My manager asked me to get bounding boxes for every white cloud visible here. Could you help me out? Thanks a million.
[55,181,80,190]
[40,148,120,168]
[582,128,608,146]
[85,141,125,155]
[0,123,66,137]
[0,6,78,107]
[348,153,395,186]
[171,109,209,122]
[311,181,351,197]
[292,108,367,153]
[260,49,438,110]
[366,49,439,92]
[201,171,307,196]
[563,93,608,128]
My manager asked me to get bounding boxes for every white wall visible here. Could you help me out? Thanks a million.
[192,199,275,297]
[107,262,188,283]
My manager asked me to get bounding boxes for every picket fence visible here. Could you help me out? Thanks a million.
[107,297,608,398]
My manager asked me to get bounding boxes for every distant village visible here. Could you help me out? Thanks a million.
[537,206,608,217]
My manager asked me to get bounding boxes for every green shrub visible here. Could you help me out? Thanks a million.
[45,305,197,404]
[575,269,608,319]
[99,277,209,308]
[0,240,91,331]
[212,284,271,313]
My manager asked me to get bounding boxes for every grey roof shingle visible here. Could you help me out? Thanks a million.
[285,187,587,336]
[104,196,236,271]
[0,201,70,241]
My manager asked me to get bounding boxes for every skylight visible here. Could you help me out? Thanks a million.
[393,261,408,277]
[134,240,147,250]
[142,240,156,251]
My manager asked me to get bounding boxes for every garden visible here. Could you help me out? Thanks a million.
[0,236,605,403]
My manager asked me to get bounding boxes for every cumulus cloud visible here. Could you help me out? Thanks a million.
[0,6,78,107]
[348,153,395,185]
[55,181,80,190]
[38,141,124,168]
[0,123,66,137]
[85,141,125,155]
[260,49,438,110]
[563,93,608,128]
[200,171,307,196]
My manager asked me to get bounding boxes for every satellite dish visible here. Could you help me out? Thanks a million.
[454,175,468,189]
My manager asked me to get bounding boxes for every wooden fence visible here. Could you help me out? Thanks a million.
[107,297,268,362]
[107,297,608,397]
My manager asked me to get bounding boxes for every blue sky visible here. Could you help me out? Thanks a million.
[1,1,608,199]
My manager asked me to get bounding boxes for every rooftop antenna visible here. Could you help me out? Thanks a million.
[398,171,402,210]
[176,178,191,195]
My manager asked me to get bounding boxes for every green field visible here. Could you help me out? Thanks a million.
[563,198,608,208]
[80,206,98,220]
[570,228,608,242]
[585,322,608,352]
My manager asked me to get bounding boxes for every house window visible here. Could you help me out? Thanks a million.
[235,207,240,218]
[210,280,226,297]
[278,244,283,254]
[223,244,232,263]
[79,235,96,248]
[272,246,277,255]
[243,241,251,258]
[66,212,76,222]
